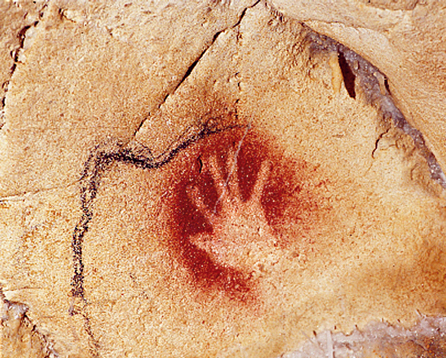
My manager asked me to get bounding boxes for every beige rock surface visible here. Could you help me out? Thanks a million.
[271,0,446,173]
[1,0,445,357]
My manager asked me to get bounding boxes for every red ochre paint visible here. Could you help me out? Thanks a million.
[161,126,328,307]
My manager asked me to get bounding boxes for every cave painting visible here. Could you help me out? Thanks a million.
[186,148,277,273]
[162,126,328,303]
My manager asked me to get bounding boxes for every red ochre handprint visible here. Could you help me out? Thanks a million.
[187,148,280,274]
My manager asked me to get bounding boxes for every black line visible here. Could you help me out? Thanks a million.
[70,120,245,355]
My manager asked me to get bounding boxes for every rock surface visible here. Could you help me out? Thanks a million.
[1,1,445,357]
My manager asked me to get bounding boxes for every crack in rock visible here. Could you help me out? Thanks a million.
[1,288,59,358]
[132,0,261,140]
[1,1,49,130]
[0,179,81,203]
[306,28,446,189]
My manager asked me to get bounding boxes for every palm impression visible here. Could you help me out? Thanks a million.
[163,128,325,299]
[187,147,278,271]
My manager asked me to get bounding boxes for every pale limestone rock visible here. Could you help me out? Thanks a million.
[1,1,445,357]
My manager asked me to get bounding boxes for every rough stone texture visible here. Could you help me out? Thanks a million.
[271,0,446,175]
[1,0,445,357]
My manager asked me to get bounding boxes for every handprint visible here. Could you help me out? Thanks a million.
[187,147,279,273]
